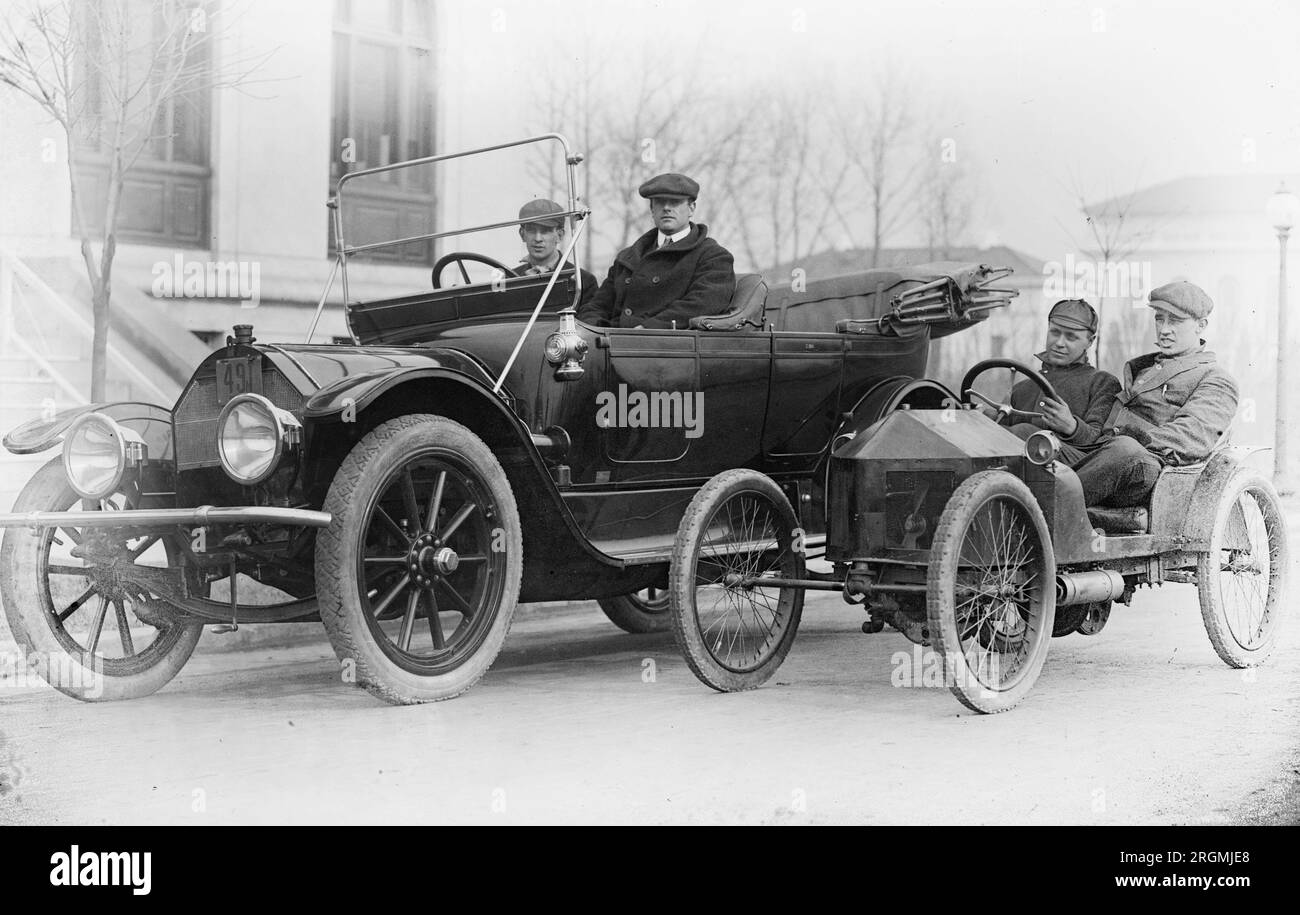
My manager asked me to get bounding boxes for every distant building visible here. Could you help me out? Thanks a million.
[1082,174,1300,457]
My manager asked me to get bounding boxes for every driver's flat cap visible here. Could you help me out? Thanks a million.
[518,198,566,228]
[1148,281,1213,320]
[1047,298,1098,333]
[638,173,699,200]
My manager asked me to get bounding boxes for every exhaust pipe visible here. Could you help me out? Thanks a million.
[1056,569,1125,606]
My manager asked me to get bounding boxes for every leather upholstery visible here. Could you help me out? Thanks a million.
[688,273,767,331]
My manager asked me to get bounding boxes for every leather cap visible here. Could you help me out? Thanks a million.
[1148,281,1213,320]
[518,198,566,228]
[638,173,700,200]
[1048,298,1099,333]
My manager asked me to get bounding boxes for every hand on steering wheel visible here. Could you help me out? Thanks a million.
[431,252,519,289]
[960,358,1067,428]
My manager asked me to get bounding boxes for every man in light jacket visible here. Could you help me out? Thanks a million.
[1066,281,1238,507]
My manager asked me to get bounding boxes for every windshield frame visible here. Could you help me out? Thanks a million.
[306,134,586,346]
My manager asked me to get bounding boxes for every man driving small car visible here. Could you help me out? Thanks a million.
[1064,281,1239,508]
[999,298,1121,453]
[516,198,596,306]
[577,173,735,329]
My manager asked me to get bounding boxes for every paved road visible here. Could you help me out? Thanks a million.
[1,570,1297,825]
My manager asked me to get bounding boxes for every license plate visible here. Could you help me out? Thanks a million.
[215,355,262,404]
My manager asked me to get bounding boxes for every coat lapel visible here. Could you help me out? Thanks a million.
[1121,349,1212,401]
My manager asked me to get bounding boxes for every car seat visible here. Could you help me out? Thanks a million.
[688,273,767,331]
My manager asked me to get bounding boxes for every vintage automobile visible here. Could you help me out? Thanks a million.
[664,356,1288,713]
[0,134,1010,704]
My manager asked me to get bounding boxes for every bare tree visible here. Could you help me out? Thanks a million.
[0,0,267,400]
[1060,172,1161,373]
[831,69,922,267]
[524,41,757,272]
[712,81,856,274]
[920,142,973,260]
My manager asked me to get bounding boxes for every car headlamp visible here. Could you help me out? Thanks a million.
[62,412,147,501]
[543,311,589,381]
[1025,429,1061,466]
[217,393,301,485]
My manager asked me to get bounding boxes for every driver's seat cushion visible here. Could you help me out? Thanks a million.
[688,273,767,331]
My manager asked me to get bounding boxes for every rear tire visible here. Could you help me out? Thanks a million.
[1197,471,1287,667]
[598,588,671,634]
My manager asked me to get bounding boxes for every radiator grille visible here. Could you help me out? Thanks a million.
[174,366,303,470]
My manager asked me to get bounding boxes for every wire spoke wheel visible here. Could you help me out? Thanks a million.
[1197,472,1288,667]
[0,458,202,701]
[316,415,522,704]
[669,470,805,691]
[927,471,1054,714]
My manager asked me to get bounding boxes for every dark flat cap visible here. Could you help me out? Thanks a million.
[1047,298,1098,333]
[1148,281,1213,320]
[519,198,566,228]
[638,173,699,200]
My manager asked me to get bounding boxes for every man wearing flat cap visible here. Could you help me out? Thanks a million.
[516,198,596,307]
[1000,298,1121,456]
[1065,280,1239,508]
[577,173,735,329]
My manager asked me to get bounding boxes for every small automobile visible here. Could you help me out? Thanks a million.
[0,134,1013,704]
[664,357,1288,713]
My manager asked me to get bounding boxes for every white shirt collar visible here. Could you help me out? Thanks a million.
[657,226,690,248]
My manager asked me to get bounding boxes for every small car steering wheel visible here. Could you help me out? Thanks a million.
[960,358,1063,421]
[431,252,519,289]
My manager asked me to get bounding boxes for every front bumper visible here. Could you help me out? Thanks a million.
[0,505,332,530]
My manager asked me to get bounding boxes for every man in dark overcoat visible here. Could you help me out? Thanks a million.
[577,173,735,329]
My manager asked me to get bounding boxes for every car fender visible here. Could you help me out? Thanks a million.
[2,401,174,460]
[298,365,634,599]
[1171,445,1271,545]
[300,352,501,419]
[839,376,957,439]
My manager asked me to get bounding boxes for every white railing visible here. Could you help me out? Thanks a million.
[0,247,172,406]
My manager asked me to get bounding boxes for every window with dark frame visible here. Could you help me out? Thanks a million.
[71,0,212,248]
[330,0,437,265]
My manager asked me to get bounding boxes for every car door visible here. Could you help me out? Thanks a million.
[761,331,846,472]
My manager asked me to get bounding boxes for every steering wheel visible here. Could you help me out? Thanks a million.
[432,252,519,289]
[960,358,1063,422]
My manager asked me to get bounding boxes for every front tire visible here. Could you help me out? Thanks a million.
[0,458,202,701]
[669,470,805,692]
[315,415,523,704]
[927,471,1055,714]
[1197,471,1287,667]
